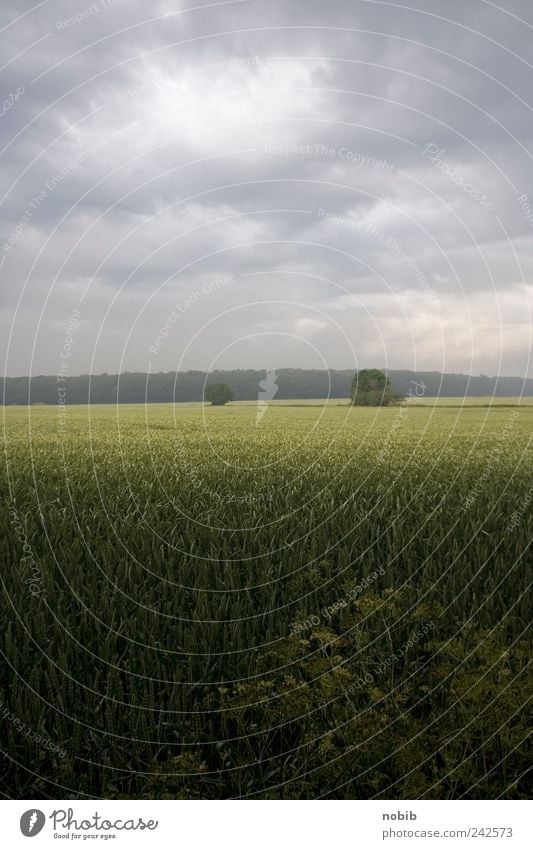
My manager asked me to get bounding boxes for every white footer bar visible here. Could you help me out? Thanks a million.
[3,799,530,848]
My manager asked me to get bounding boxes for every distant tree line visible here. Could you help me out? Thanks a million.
[1,369,531,405]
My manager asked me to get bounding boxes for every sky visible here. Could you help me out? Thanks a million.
[1,0,532,378]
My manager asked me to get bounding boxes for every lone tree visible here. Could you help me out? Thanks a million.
[351,369,399,406]
[204,383,234,406]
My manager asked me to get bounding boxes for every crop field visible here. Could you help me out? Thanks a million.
[1,402,531,799]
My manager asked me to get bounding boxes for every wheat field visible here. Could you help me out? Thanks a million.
[1,401,531,798]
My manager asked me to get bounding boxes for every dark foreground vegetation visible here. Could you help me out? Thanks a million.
[1,404,531,799]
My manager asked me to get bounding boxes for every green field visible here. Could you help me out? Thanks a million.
[192,396,533,407]
[1,402,531,799]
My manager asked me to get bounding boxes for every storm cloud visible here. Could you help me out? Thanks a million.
[1,0,532,378]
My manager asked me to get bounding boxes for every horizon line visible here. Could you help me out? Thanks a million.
[3,367,533,381]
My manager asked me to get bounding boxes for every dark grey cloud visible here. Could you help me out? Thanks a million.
[1,0,532,377]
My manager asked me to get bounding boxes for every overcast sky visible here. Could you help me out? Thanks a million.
[1,0,532,377]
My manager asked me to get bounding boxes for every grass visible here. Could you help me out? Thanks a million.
[189,396,533,407]
[1,402,531,799]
